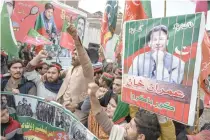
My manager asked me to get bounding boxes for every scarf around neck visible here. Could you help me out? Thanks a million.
[112,95,129,123]
[44,80,63,94]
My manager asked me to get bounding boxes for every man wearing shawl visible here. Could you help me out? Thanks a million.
[24,50,63,99]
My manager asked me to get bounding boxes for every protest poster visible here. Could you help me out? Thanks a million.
[1,92,98,140]
[4,0,86,57]
[122,13,205,125]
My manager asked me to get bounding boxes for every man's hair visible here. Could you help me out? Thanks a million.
[201,123,210,131]
[135,109,161,140]
[147,25,168,43]
[45,3,54,11]
[7,59,23,69]
[77,16,86,26]
[35,62,48,71]
[115,76,122,80]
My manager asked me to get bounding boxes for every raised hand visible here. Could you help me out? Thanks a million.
[88,82,99,97]
[96,87,108,99]
[37,50,48,60]
[67,17,78,39]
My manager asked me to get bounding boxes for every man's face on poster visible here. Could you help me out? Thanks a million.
[149,30,168,52]
[5,0,14,18]
[77,18,85,40]
[1,96,7,105]
[45,9,54,20]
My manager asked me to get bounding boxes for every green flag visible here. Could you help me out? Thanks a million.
[0,2,18,58]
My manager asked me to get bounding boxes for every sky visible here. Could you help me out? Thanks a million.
[78,0,196,18]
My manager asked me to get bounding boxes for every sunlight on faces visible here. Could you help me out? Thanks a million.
[45,9,54,20]
[10,63,23,79]
[149,30,168,53]
[113,79,122,94]
[71,50,80,66]
[46,67,59,83]
[106,98,117,118]
[1,109,9,123]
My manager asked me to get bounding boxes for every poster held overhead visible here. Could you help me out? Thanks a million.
[122,13,205,126]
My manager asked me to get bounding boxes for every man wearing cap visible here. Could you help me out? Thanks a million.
[128,25,185,84]
[81,72,114,114]
[56,22,94,125]
[24,50,63,99]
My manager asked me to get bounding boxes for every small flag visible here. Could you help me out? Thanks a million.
[101,0,118,47]
[60,20,75,51]
[1,2,18,58]
[23,28,52,46]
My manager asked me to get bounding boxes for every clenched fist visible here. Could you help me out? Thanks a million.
[37,50,48,60]
[88,82,99,97]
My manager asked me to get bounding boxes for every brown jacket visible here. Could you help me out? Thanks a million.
[56,41,94,105]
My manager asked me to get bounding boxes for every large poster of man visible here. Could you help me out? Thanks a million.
[122,13,205,125]
[6,0,87,59]
[1,92,98,140]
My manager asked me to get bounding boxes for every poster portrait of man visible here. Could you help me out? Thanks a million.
[128,25,185,84]
[76,16,86,41]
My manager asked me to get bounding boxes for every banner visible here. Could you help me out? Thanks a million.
[6,0,87,57]
[122,13,205,125]
[1,92,97,140]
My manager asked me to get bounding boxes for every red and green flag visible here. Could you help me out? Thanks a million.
[60,20,75,52]
[115,0,152,56]
[23,28,52,46]
[34,13,48,37]
[101,0,118,47]
[123,0,152,21]
[1,2,18,58]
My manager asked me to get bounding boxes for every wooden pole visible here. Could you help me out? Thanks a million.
[194,78,201,133]
[164,0,167,17]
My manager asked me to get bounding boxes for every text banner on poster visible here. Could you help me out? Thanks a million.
[122,13,205,125]
[1,92,98,140]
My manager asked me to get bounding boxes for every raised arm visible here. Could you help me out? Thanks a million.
[88,82,114,135]
[67,23,94,82]
[24,51,48,84]
[25,50,48,72]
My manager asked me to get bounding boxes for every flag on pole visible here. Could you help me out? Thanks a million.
[60,20,75,51]
[1,2,18,58]
[123,0,152,21]
[101,0,118,47]
[23,28,52,46]
[195,0,210,17]
[117,0,152,60]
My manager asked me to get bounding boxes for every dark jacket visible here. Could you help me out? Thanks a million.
[1,76,36,95]
[1,117,24,140]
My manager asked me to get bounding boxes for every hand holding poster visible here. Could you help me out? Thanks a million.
[1,92,98,140]
[122,13,205,125]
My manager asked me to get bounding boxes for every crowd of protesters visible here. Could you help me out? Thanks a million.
[1,18,210,140]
